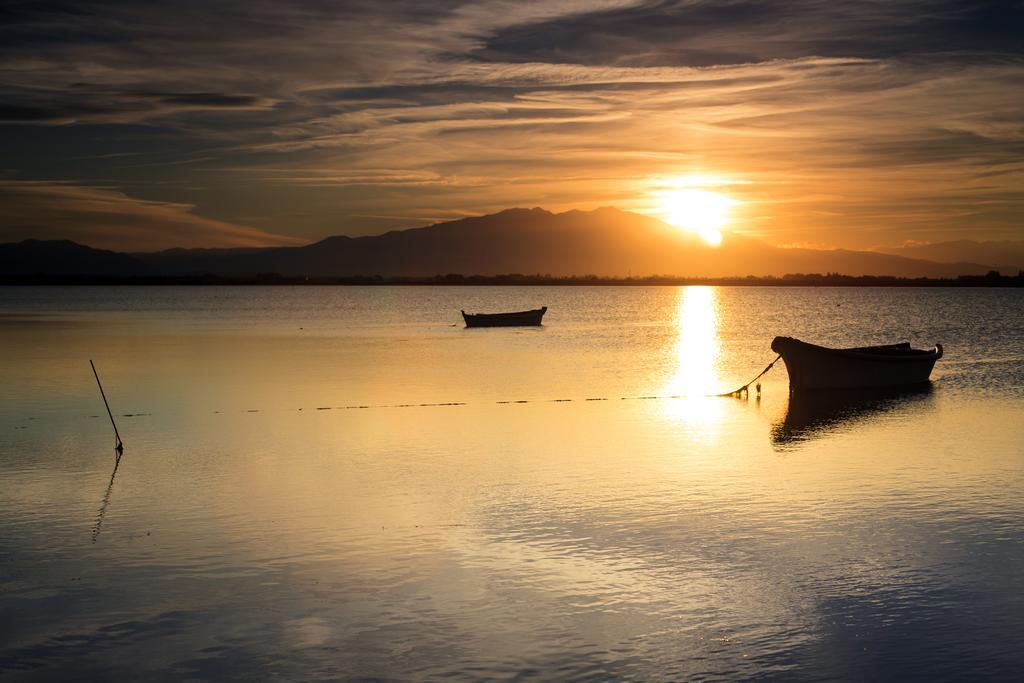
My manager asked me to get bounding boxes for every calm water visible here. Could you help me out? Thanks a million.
[1,286,1023,681]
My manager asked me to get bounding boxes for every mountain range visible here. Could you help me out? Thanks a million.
[0,207,1015,279]
[877,240,1024,274]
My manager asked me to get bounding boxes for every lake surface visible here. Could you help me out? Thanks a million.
[1,286,1023,681]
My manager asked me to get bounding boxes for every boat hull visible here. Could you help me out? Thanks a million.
[462,306,547,327]
[771,336,942,390]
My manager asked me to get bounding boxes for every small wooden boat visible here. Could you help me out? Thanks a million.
[771,336,942,390]
[462,306,547,327]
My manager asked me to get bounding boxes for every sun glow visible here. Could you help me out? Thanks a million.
[662,286,725,428]
[650,176,739,246]
[667,286,720,397]
[660,188,735,246]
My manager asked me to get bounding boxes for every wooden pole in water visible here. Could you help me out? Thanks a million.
[90,360,123,453]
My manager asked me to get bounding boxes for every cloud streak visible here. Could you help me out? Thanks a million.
[0,181,306,251]
[0,0,1021,248]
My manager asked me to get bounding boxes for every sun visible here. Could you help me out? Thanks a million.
[659,188,735,246]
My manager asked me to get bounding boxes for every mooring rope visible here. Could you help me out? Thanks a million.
[715,354,782,397]
[14,356,789,427]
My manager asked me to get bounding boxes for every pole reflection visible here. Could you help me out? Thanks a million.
[92,450,124,542]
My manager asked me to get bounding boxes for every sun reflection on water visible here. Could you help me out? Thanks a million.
[662,286,725,426]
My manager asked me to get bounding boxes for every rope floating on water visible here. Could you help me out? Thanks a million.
[11,356,788,428]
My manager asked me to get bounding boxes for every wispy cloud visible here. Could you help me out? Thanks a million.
[0,181,306,251]
[0,1,1021,247]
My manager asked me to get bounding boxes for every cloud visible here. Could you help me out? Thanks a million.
[0,1,1021,247]
[472,0,1024,67]
[221,54,1023,242]
[0,181,307,251]
[0,85,278,124]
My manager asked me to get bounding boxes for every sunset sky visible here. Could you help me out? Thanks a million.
[1,0,1021,251]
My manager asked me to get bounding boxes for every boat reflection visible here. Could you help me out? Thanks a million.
[771,384,935,448]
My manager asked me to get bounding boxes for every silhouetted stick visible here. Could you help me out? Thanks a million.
[90,360,124,453]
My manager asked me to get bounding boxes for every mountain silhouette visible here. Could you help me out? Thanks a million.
[0,207,998,278]
[877,240,1023,274]
[0,239,145,276]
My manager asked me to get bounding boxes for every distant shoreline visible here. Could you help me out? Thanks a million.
[2,272,1023,287]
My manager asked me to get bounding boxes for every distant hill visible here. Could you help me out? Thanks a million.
[0,239,145,276]
[0,208,1000,278]
[877,240,1024,274]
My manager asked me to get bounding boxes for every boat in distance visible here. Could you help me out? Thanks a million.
[462,306,547,327]
[771,336,943,390]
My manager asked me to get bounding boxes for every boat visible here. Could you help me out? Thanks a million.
[462,306,547,327]
[770,336,942,390]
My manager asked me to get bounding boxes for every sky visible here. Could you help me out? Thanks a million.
[1,0,1022,251]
